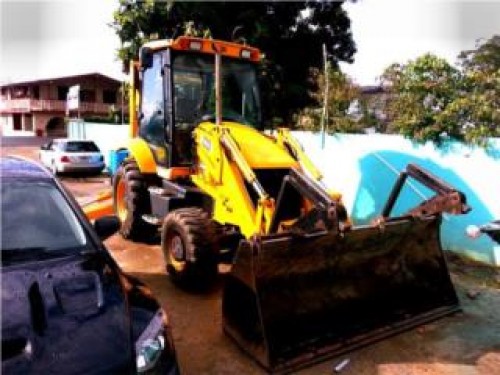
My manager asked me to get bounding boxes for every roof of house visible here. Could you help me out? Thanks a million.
[0,73,123,88]
[360,85,386,95]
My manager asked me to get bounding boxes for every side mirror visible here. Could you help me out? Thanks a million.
[40,143,50,150]
[139,47,153,70]
[93,216,120,241]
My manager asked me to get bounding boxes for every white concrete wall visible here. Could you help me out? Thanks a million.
[0,115,12,134]
[68,120,129,166]
[1,114,35,136]
[67,120,500,265]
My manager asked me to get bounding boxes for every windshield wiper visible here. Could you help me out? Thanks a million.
[3,247,49,253]
[1,247,74,264]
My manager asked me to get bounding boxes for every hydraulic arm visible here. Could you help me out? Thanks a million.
[219,129,275,234]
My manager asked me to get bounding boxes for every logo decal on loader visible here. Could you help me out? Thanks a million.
[202,137,212,152]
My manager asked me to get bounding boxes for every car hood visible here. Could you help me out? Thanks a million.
[1,255,133,374]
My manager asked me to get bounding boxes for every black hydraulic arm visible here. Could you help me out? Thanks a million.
[270,168,339,234]
[382,163,471,219]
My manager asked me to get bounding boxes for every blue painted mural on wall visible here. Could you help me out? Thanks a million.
[353,151,495,264]
[295,132,500,265]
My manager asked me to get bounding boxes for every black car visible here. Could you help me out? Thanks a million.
[1,156,180,374]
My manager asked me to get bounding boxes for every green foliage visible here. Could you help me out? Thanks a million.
[296,68,364,134]
[442,36,500,145]
[84,107,128,124]
[380,36,500,146]
[111,1,356,125]
[357,94,386,132]
[381,54,464,144]
[459,35,500,74]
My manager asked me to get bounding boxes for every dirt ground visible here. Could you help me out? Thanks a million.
[3,138,500,375]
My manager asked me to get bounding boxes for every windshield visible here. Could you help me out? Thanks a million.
[173,53,262,128]
[1,180,88,262]
[63,141,100,153]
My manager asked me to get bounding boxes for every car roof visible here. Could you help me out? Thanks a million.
[1,156,52,180]
[53,138,96,143]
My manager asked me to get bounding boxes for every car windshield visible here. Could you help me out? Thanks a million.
[1,180,88,262]
[173,53,262,128]
[63,141,100,153]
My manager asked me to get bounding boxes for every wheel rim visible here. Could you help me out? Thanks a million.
[168,233,186,272]
[115,175,128,222]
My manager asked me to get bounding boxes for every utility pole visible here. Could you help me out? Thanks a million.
[121,80,125,125]
[215,51,222,126]
[320,43,329,149]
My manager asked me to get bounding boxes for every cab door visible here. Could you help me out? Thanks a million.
[138,51,171,167]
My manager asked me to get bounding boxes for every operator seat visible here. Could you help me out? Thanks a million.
[173,96,199,165]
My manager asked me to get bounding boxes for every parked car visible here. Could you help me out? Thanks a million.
[1,156,179,374]
[39,139,105,175]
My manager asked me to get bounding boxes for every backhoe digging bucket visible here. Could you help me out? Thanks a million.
[223,217,459,373]
[223,164,468,373]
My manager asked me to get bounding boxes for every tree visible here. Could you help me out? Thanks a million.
[381,54,463,144]
[381,37,499,146]
[297,67,362,133]
[459,35,500,74]
[440,36,500,144]
[111,0,356,125]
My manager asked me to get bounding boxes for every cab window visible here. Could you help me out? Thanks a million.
[139,53,165,147]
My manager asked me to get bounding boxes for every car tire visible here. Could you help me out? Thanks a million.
[113,159,155,240]
[161,207,218,289]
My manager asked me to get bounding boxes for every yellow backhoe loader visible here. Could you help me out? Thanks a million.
[84,36,470,372]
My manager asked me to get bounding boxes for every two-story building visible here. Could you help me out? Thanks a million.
[0,73,126,137]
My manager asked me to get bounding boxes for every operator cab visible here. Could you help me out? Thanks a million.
[137,37,262,168]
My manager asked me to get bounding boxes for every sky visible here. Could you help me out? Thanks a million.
[340,0,500,85]
[0,0,123,84]
[0,0,499,85]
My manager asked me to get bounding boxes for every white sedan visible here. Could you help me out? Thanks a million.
[39,139,105,175]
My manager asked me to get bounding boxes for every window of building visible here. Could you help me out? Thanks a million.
[33,86,40,99]
[57,86,68,100]
[13,87,27,98]
[24,114,33,132]
[80,89,96,103]
[103,89,117,104]
[13,114,22,130]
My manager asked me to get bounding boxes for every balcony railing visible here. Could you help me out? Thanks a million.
[0,99,125,114]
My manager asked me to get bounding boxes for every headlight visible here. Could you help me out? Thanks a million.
[135,310,166,373]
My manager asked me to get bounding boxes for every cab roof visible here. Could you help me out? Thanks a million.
[142,36,260,62]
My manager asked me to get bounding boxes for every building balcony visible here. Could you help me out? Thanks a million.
[0,98,125,115]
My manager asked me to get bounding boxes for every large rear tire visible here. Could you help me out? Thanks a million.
[161,208,218,289]
[113,159,154,240]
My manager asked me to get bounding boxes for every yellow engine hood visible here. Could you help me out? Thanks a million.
[219,122,297,169]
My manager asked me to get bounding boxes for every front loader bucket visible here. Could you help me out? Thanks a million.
[223,215,459,373]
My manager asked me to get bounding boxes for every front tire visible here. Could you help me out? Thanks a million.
[113,159,154,240]
[161,208,218,288]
